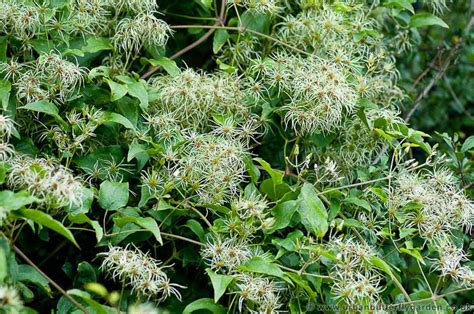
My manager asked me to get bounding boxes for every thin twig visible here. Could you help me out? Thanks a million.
[405,16,474,121]
[392,286,474,307]
[141,26,218,79]
[169,25,311,56]
[191,207,213,228]
[278,264,331,279]
[11,244,90,314]
[161,232,205,246]
[141,0,227,80]
[316,176,393,196]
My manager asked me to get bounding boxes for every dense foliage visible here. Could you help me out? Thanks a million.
[0,0,473,313]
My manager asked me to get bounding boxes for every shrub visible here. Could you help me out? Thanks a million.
[0,0,473,313]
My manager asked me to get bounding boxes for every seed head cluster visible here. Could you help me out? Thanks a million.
[390,168,474,239]
[0,114,15,161]
[0,285,24,312]
[150,69,252,131]
[113,14,171,56]
[201,235,285,311]
[229,0,282,15]
[0,0,41,41]
[100,246,184,302]
[235,273,284,313]
[431,237,474,287]
[7,154,84,209]
[1,52,86,105]
[330,237,385,306]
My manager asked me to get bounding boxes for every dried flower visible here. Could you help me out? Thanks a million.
[7,154,85,208]
[100,245,184,301]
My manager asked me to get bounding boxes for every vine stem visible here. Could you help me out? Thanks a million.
[278,264,331,279]
[392,286,474,307]
[316,176,393,196]
[103,229,204,246]
[141,0,227,80]
[191,207,213,228]
[169,25,311,56]
[11,243,91,314]
[161,232,206,247]
[404,15,474,121]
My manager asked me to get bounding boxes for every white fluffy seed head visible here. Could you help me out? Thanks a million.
[201,236,252,273]
[113,14,171,55]
[100,245,184,301]
[7,154,85,208]
[0,285,24,308]
[235,273,284,313]
[229,0,282,15]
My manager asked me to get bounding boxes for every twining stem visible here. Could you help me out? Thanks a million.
[393,286,474,307]
[11,243,91,314]
[191,207,213,228]
[169,24,311,56]
[104,229,204,247]
[278,264,331,279]
[316,176,393,196]
[141,0,227,79]
[161,232,206,247]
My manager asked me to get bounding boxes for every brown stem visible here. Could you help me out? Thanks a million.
[405,15,474,121]
[141,0,227,80]
[161,232,205,246]
[11,244,91,314]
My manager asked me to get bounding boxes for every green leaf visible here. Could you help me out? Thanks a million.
[410,13,449,29]
[285,272,317,298]
[199,0,213,8]
[106,79,128,102]
[16,265,51,295]
[82,38,113,54]
[369,256,393,277]
[68,289,115,314]
[183,298,226,314]
[114,216,163,245]
[185,219,205,242]
[343,197,372,211]
[147,57,181,76]
[0,36,7,62]
[20,101,64,123]
[68,213,104,243]
[0,240,7,283]
[298,184,328,238]
[254,158,283,185]
[0,79,11,111]
[127,139,146,162]
[238,257,287,281]
[400,248,425,265]
[16,208,80,249]
[206,269,234,303]
[213,30,229,53]
[127,80,149,110]
[74,261,97,288]
[369,187,388,202]
[66,187,94,215]
[240,11,272,34]
[0,190,38,210]
[99,181,129,210]
[461,136,474,152]
[216,59,237,73]
[384,0,415,13]
[244,156,260,184]
[270,200,299,232]
[103,112,136,130]
[84,283,108,298]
